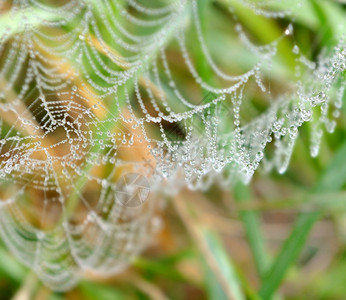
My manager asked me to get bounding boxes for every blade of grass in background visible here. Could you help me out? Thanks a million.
[79,281,127,300]
[0,246,27,284]
[259,139,346,299]
[234,183,270,279]
[174,194,246,300]
[258,211,319,300]
[201,227,246,300]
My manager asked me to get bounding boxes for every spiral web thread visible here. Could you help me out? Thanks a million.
[0,0,345,290]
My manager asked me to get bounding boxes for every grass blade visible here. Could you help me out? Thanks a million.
[201,227,246,300]
[174,193,246,300]
[234,183,270,278]
[258,212,319,299]
[259,140,346,299]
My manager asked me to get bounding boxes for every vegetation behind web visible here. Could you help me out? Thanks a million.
[0,0,346,299]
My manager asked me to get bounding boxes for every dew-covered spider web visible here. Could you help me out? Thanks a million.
[0,0,345,291]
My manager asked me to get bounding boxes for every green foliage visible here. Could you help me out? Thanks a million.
[0,0,345,299]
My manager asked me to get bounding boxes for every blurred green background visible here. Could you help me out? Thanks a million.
[0,0,346,299]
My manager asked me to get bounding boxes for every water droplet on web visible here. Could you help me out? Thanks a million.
[285,24,293,35]
[256,151,264,161]
[333,110,340,118]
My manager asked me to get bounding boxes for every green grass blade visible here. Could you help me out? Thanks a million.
[79,281,127,300]
[200,227,246,300]
[0,245,27,283]
[174,196,246,300]
[258,211,319,299]
[259,139,346,299]
[234,183,270,278]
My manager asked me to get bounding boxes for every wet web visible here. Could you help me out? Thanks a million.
[0,0,345,290]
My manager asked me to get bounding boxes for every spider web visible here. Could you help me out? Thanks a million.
[0,0,345,290]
